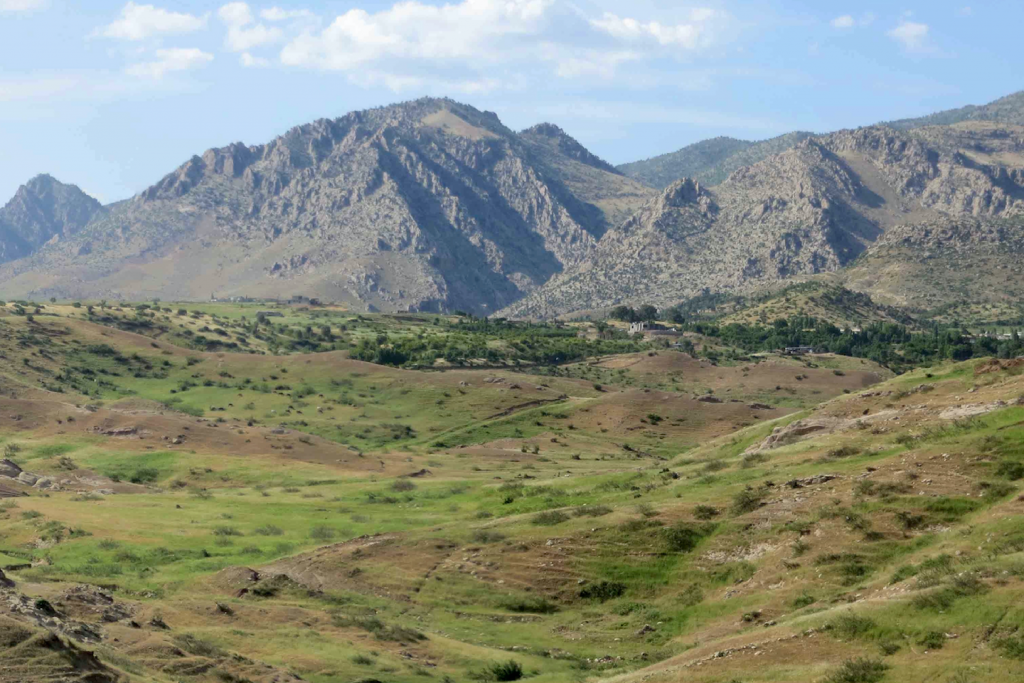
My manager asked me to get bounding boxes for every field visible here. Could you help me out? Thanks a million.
[1,302,1023,683]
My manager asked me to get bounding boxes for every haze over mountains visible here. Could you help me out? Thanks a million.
[1,91,1023,318]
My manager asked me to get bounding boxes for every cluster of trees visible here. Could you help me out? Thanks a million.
[688,317,1023,372]
[610,304,662,323]
[351,323,643,368]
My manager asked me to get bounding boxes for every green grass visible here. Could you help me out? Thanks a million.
[2,308,1024,683]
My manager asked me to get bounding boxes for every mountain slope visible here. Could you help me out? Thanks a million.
[502,122,1024,318]
[0,175,103,265]
[617,131,815,188]
[885,89,1024,130]
[0,99,644,314]
[518,123,655,231]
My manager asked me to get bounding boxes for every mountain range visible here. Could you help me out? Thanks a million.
[1,91,1023,319]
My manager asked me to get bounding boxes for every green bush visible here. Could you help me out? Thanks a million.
[995,635,1024,660]
[532,510,569,526]
[579,581,626,601]
[173,633,225,658]
[309,525,336,541]
[823,658,889,683]
[573,504,612,517]
[828,613,876,641]
[470,530,506,544]
[693,504,720,520]
[917,631,946,650]
[792,593,816,608]
[486,660,523,682]
[499,596,558,614]
[996,460,1024,480]
[731,485,767,514]
[663,522,716,553]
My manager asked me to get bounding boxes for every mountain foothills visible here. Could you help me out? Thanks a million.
[0,92,1024,320]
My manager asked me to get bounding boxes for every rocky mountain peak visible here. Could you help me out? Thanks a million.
[662,178,709,207]
[0,175,102,264]
[519,123,620,175]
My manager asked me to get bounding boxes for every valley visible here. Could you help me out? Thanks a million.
[0,301,1023,683]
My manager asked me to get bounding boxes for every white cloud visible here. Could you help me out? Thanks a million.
[125,47,213,78]
[831,13,874,29]
[550,49,639,80]
[281,0,553,70]
[0,76,78,102]
[98,2,208,41]
[240,52,270,67]
[261,7,313,22]
[959,6,973,16]
[218,3,283,52]
[0,0,47,12]
[276,0,733,90]
[590,9,722,49]
[888,21,930,53]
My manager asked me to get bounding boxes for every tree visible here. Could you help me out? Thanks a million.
[637,304,659,322]
[610,305,636,322]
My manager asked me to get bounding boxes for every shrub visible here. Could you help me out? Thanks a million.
[912,573,987,610]
[693,504,719,520]
[573,504,612,517]
[918,631,946,650]
[828,614,876,641]
[499,596,558,614]
[309,525,336,541]
[532,510,569,526]
[996,460,1024,481]
[823,658,889,683]
[890,565,919,584]
[924,497,981,521]
[663,522,715,553]
[579,581,626,601]
[995,635,1024,660]
[129,467,160,484]
[827,446,861,459]
[173,633,225,658]
[792,593,816,608]
[391,478,417,492]
[254,525,283,536]
[731,485,767,514]
[332,615,427,643]
[470,530,506,544]
[486,660,523,682]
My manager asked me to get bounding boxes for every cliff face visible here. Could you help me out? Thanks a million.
[0,99,640,313]
[2,94,1024,317]
[500,122,1024,318]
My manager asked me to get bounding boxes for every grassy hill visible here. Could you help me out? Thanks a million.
[0,303,1022,683]
[714,282,918,329]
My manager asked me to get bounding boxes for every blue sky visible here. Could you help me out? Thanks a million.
[0,0,1020,203]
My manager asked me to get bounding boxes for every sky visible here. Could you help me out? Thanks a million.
[0,0,1021,203]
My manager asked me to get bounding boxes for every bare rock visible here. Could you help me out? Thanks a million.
[0,458,22,478]
[16,472,38,486]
